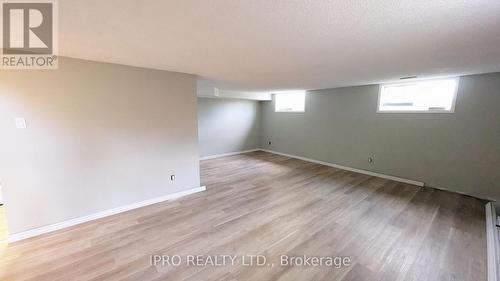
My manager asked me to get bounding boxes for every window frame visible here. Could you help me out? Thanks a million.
[377,77,460,114]
[274,91,306,113]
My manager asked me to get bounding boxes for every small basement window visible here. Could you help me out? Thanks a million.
[378,78,459,113]
[275,91,306,112]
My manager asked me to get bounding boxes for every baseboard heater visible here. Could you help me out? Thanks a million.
[486,202,500,281]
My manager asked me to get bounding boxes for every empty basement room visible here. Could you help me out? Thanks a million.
[0,1,500,281]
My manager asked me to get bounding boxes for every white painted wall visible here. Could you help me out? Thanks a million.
[0,57,201,234]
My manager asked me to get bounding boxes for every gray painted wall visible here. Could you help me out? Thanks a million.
[0,57,201,234]
[261,73,500,200]
[198,98,260,157]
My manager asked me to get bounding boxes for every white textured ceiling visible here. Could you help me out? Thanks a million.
[59,0,500,91]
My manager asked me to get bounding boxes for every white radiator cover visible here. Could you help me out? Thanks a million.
[486,202,500,281]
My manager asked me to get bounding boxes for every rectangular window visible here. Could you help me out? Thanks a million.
[378,78,459,113]
[275,91,306,112]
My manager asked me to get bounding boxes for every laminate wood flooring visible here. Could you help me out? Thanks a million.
[0,151,487,281]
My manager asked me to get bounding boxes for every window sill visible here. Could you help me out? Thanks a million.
[376,110,454,114]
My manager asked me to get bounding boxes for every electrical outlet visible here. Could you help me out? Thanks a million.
[170,175,175,181]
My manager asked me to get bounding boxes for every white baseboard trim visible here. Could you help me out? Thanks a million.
[426,184,496,201]
[200,149,260,160]
[260,149,424,187]
[8,186,206,243]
